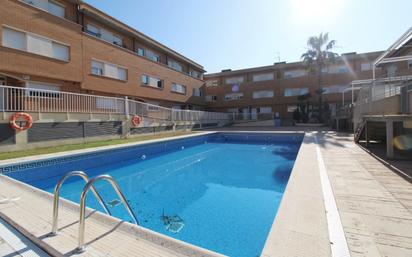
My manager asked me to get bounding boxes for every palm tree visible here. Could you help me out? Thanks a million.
[301,33,338,122]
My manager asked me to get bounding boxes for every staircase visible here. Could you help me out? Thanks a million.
[354,120,366,143]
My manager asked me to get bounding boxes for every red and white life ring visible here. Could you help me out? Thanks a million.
[10,112,33,131]
[131,115,142,127]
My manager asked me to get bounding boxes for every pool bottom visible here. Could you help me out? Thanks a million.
[3,133,303,257]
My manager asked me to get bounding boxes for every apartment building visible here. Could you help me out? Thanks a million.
[203,51,412,119]
[0,0,205,110]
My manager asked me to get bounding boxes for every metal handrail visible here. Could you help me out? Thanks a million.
[77,174,138,252]
[51,171,111,235]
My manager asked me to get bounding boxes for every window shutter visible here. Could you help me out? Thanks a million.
[100,28,113,43]
[2,27,26,51]
[104,63,118,78]
[52,42,69,61]
[48,1,65,18]
[27,0,48,10]
[27,34,52,57]
[86,24,99,35]
[117,68,126,80]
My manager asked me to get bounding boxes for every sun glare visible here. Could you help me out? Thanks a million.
[290,0,345,23]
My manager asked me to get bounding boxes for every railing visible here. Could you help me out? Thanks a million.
[352,80,406,130]
[127,100,231,121]
[78,175,138,252]
[231,112,274,121]
[0,85,232,122]
[51,171,111,236]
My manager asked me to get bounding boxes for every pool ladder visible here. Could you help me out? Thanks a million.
[51,171,139,253]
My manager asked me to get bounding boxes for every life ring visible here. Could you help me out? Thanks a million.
[131,115,142,127]
[10,112,33,131]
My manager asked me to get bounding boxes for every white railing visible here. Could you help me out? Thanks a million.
[352,81,405,130]
[0,85,232,122]
[127,99,231,121]
[231,112,274,121]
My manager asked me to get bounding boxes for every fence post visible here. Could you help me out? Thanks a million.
[123,96,130,139]
[124,96,129,118]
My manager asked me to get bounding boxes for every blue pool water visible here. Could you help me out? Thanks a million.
[2,133,303,257]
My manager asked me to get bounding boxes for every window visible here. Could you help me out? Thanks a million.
[205,95,217,102]
[252,73,274,82]
[91,60,104,76]
[408,60,412,69]
[386,65,397,77]
[224,93,243,101]
[168,59,182,72]
[51,41,69,61]
[227,108,239,113]
[325,65,349,74]
[190,69,202,79]
[2,27,69,61]
[337,66,349,73]
[86,24,100,37]
[137,47,145,57]
[323,85,347,94]
[287,105,298,112]
[252,90,274,99]
[26,82,60,98]
[23,0,65,18]
[193,88,202,97]
[23,0,48,10]
[91,60,127,81]
[2,27,26,51]
[171,83,186,94]
[86,24,123,47]
[141,75,163,89]
[259,107,272,113]
[284,87,309,97]
[206,80,218,87]
[284,69,306,79]
[146,50,160,62]
[48,1,65,18]
[361,62,372,71]
[225,76,244,84]
[113,35,122,46]
[117,67,127,81]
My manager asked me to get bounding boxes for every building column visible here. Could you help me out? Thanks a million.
[336,118,339,131]
[386,120,394,159]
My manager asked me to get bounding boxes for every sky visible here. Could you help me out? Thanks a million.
[84,0,412,74]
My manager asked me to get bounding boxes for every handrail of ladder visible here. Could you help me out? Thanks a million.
[51,171,111,235]
[77,174,139,253]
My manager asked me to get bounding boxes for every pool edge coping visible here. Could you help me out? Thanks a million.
[260,132,333,257]
[0,132,215,168]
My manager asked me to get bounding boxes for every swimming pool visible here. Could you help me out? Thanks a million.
[1,132,303,257]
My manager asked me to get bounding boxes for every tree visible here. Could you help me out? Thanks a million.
[301,33,338,122]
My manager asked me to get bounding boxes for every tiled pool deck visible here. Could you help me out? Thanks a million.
[0,129,411,257]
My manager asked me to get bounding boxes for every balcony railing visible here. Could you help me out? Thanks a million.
[0,85,231,122]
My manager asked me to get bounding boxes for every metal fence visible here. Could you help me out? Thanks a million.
[352,80,406,129]
[0,85,232,122]
[231,112,274,121]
